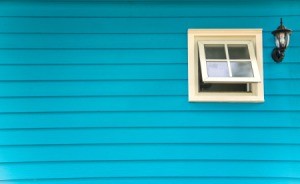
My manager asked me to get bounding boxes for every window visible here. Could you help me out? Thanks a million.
[198,41,260,83]
[188,29,264,102]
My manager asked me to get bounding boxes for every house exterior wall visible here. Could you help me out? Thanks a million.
[0,0,299,183]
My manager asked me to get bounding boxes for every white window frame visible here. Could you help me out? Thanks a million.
[188,29,264,103]
[198,41,261,83]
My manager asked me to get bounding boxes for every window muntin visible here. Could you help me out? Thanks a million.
[198,41,261,83]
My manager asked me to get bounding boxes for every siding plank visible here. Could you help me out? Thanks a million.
[0,178,298,184]
[0,127,299,145]
[0,80,298,97]
[0,1,298,17]
[0,64,298,81]
[0,17,299,33]
[0,96,300,113]
[0,111,299,129]
[0,48,298,64]
[0,33,299,48]
[0,161,299,180]
[0,144,299,163]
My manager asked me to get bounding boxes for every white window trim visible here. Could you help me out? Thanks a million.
[188,29,264,103]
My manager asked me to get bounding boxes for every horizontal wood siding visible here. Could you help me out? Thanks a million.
[0,0,299,183]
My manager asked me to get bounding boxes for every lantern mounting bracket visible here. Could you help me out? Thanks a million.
[272,48,285,63]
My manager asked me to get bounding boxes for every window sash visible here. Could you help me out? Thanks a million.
[198,40,261,83]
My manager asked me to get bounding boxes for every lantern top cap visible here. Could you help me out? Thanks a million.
[272,18,292,35]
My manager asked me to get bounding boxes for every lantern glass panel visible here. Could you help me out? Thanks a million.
[286,33,290,47]
[275,34,280,48]
[279,32,286,48]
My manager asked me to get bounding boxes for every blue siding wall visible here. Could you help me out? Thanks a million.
[0,0,300,183]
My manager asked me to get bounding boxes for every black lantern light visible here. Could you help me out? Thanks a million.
[271,18,292,63]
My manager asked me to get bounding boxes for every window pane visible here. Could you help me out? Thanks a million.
[206,61,229,77]
[199,83,248,92]
[228,44,250,59]
[230,62,254,77]
[204,44,226,59]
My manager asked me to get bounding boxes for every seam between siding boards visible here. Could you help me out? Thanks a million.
[0,176,300,182]
[1,159,300,164]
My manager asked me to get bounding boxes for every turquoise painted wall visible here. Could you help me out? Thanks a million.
[0,0,300,183]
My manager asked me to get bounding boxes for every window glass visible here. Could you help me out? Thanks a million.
[204,44,226,59]
[228,44,250,59]
[206,61,229,77]
[230,62,254,77]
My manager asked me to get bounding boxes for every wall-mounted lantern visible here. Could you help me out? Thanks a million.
[271,18,292,63]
